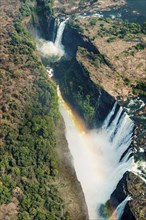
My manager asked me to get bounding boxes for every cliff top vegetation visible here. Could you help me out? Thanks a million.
[0,0,75,219]
[71,16,146,99]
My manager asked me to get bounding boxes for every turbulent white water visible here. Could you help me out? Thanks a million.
[52,18,60,43]
[58,88,134,219]
[36,17,135,219]
[110,196,131,220]
[55,18,68,50]
[132,161,146,182]
[36,18,68,59]
[37,18,135,218]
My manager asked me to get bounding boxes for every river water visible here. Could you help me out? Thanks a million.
[35,10,141,219]
[126,0,146,17]
[81,0,146,24]
[58,87,134,219]
[107,0,146,24]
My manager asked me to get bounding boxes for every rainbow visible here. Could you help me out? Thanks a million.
[58,86,134,220]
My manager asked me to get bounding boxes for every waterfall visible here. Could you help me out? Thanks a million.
[58,89,134,220]
[55,18,68,50]
[36,18,68,59]
[110,196,131,220]
[52,18,60,43]
[102,102,117,129]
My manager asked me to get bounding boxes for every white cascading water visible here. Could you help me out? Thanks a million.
[54,18,68,50]
[36,18,68,59]
[58,87,134,220]
[52,18,60,43]
[110,196,131,220]
[37,19,135,219]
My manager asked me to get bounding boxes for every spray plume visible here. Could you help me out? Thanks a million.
[58,87,134,219]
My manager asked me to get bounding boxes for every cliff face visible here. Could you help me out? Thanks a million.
[58,18,146,220]
[54,53,115,129]
[68,18,146,100]
[29,1,145,218]
[1,0,145,219]
[0,1,88,220]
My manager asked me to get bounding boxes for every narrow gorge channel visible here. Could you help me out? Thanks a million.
[1,1,146,220]
[30,17,139,220]
[58,87,134,220]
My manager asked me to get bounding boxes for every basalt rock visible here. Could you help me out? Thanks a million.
[54,57,115,128]
[54,21,142,220]
[62,23,113,70]
[106,172,136,220]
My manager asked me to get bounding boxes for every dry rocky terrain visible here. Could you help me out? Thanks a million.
[0,0,146,219]
[54,0,126,15]
[76,17,146,100]
[71,16,146,220]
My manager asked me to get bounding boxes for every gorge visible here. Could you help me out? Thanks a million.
[58,88,134,220]
[34,16,141,220]
[0,0,145,220]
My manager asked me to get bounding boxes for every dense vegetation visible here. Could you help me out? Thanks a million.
[132,81,146,96]
[55,56,113,128]
[0,1,71,219]
[17,0,54,20]
[36,0,54,17]
[55,60,94,127]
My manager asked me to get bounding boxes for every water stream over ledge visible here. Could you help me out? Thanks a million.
[34,16,143,219]
[58,87,134,220]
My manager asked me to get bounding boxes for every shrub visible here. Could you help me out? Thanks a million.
[89,18,98,26]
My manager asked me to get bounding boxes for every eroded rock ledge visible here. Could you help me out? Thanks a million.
[54,19,145,220]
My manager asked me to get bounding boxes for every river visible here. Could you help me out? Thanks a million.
[109,0,146,24]
[81,0,146,24]
[57,86,134,219]
[35,9,142,219]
